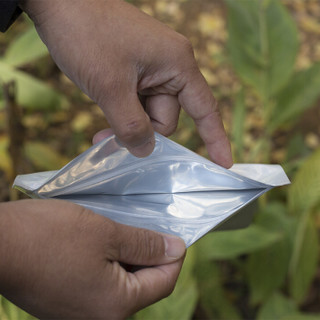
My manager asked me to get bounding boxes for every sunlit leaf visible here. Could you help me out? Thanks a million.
[225,0,298,99]
[287,149,320,304]
[288,148,320,215]
[196,224,283,260]
[0,61,68,110]
[24,142,69,171]
[269,63,320,131]
[2,27,48,67]
[0,296,36,320]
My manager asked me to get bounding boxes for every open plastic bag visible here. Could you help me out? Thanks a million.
[13,133,290,247]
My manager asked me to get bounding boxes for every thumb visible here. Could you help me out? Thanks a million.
[100,91,155,157]
[110,223,186,266]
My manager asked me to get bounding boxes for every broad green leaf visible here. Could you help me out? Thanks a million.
[270,63,320,131]
[0,61,68,110]
[288,150,320,304]
[135,246,198,320]
[248,241,291,304]
[24,142,69,171]
[0,296,35,320]
[231,89,246,162]
[2,27,48,67]
[196,224,283,260]
[247,203,293,304]
[258,293,320,320]
[257,292,297,320]
[225,0,298,99]
[282,313,320,320]
[194,259,241,319]
[289,216,319,304]
[288,148,320,215]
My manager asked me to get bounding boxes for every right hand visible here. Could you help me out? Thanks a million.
[0,199,185,319]
[21,0,233,167]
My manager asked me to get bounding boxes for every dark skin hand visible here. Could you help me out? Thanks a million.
[21,0,233,167]
[0,199,185,319]
[0,0,233,318]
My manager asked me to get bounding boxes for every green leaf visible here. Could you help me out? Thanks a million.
[0,296,36,320]
[0,61,68,110]
[289,216,319,304]
[270,63,320,131]
[287,150,320,304]
[258,293,320,320]
[231,89,246,162]
[257,292,297,320]
[288,148,320,215]
[24,142,69,171]
[196,224,283,260]
[225,0,298,99]
[135,246,198,320]
[282,313,320,320]
[2,27,49,67]
[247,203,293,304]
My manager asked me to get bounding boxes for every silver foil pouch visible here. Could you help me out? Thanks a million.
[13,133,290,247]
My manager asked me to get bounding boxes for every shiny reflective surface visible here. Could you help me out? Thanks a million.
[14,133,290,247]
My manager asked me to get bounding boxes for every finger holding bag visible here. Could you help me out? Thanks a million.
[0,199,185,319]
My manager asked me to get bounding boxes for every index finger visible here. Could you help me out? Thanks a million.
[178,70,233,168]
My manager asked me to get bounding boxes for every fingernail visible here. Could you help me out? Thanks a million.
[163,234,186,260]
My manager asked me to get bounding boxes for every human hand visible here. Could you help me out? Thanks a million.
[0,199,185,319]
[20,0,232,168]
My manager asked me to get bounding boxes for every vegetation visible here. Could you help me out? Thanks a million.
[0,0,319,319]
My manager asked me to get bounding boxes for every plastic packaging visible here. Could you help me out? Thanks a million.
[13,133,290,247]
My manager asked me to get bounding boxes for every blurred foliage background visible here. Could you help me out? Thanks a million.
[0,0,320,319]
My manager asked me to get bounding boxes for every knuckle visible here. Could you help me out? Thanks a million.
[135,229,163,259]
[100,219,118,252]
[168,34,196,68]
[175,34,194,56]
[73,205,96,231]
[77,209,118,249]
[157,121,178,137]
[115,116,149,146]
[181,37,194,56]
[166,120,179,135]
